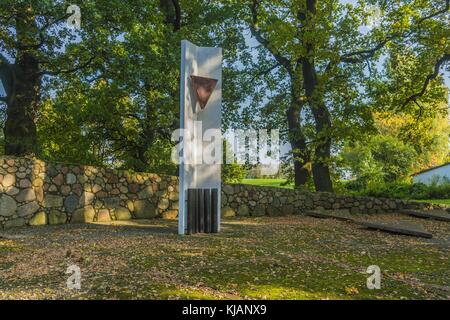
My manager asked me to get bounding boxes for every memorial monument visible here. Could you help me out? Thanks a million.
[178,40,222,235]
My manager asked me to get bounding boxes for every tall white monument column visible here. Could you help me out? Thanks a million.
[178,40,222,235]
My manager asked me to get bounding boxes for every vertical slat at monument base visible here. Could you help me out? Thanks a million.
[199,190,205,233]
[187,188,218,234]
[187,189,195,235]
[211,188,219,233]
[204,189,211,233]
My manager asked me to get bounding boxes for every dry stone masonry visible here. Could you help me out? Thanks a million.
[221,184,445,217]
[0,156,178,228]
[0,157,445,229]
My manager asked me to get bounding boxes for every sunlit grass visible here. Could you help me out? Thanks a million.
[241,178,293,189]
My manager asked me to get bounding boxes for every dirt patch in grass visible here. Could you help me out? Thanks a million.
[0,214,449,300]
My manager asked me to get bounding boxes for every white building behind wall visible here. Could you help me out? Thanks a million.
[412,163,450,185]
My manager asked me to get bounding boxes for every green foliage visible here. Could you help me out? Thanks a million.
[222,162,247,184]
[0,0,448,181]
[0,0,245,174]
[126,138,177,175]
[352,181,450,200]
[233,0,449,188]
[374,108,449,173]
[222,139,246,183]
[342,135,417,187]
[341,105,449,191]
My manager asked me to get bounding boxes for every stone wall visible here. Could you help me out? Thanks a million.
[1,157,446,229]
[0,156,178,229]
[221,184,445,217]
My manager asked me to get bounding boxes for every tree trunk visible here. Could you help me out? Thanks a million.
[287,79,309,187]
[3,6,40,156]
[132,107,154,172]
[301,0,333,192]
[310,104,333,192]
[302,58,333,192]
[4,52,39,156]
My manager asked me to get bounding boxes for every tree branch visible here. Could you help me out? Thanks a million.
[250,63,281,81]
[417,0,449,24]
[160,0,181,31]
[401,53,450,108]
[171,0,181,31]
[16,13,72,50]
[16,33,46,50]
[339,1,449,65]
[0,12,17,24]
[40,56,96,76]
[340,38,391,64]
[39,13,72,32]
[249,0,292,73]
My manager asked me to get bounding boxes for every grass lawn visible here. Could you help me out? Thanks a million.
[1,214,449,300]
[414,199,450,205]
[241,178,293,189]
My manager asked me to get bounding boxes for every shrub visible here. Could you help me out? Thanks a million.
[341,135,417,188]
[222,162,247,184]
[351,181,450,200]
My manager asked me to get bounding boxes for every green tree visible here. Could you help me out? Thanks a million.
[235,0,449,192]
[36,0,183,171]
[374,105,449,173]
[0,0,105,155]
[342,135,417,188]
[2,0,244,174]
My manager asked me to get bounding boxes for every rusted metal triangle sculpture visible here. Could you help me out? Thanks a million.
[190,75,218,110]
